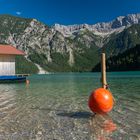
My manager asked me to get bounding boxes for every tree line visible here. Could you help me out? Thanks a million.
[92,44,140,72]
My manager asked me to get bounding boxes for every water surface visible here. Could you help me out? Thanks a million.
[0,72,140,140]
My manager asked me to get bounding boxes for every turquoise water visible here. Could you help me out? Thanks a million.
[0,72,140,140]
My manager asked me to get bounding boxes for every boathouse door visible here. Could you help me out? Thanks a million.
[0,55,15,75]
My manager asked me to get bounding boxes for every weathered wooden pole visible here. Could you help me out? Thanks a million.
[101,53,107,89]
[88,53,114,113]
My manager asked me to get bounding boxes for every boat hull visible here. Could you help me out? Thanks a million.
[0,75,26,83]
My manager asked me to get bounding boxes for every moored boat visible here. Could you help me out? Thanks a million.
[0,75,27,83]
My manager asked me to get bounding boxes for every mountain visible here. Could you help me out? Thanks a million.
[102,24,140,56]
[54,14,140,37]
[0,14,140,73]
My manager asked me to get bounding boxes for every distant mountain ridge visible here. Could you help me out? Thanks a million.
[0,14,140,72]
[54,14,140,37]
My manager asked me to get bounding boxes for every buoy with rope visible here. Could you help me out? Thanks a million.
[88,53,114,114]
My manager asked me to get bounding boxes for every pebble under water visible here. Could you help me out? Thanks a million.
[0,72,140,140]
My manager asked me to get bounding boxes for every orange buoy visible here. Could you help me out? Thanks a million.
[26,79,30,85]
[88,88,114,114]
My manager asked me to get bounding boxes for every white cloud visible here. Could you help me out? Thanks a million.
[16,11,21,15]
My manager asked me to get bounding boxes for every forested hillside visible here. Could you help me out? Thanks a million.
[92,44,140,72]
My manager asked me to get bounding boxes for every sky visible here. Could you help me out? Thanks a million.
[0,0,140,25]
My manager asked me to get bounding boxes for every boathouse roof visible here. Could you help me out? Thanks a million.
[0,45,24,55]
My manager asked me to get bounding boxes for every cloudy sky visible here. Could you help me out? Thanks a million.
[0,0,140,25]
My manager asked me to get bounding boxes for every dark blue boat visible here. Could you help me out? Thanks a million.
[0,75,27,83]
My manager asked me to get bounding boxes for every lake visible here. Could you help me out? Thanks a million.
[0,72,140,140]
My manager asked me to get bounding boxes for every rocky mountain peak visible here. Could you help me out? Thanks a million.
[0,13,140,72]
[53,14,140,37]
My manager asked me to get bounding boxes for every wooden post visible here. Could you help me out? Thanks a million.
[101,53,107,89]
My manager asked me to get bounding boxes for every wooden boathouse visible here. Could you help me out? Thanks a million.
[0,44,24,75]
[0,45,28,83]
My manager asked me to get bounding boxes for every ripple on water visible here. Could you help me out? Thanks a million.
[0,72,140,139]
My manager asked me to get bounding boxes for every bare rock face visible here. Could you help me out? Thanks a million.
[0,13,140,71]
[54,14,140,37]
